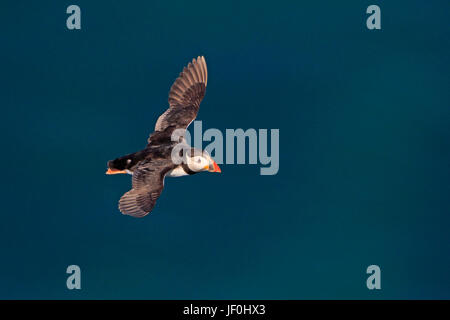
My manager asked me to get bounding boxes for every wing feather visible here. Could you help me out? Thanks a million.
[118,160,175,218]
[149,56,208,144]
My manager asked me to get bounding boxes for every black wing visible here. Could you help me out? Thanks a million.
[148,56,207,144]
[118,159,176,217]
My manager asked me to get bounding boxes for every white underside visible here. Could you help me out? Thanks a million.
[166,166,189,177]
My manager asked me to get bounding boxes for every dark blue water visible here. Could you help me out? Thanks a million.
[1,0,449,299]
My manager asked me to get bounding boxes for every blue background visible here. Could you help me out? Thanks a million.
[1,0,449,299]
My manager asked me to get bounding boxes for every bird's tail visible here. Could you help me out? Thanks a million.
[107,150,147,172]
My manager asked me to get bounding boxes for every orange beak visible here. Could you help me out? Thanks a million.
[209,161,221,173]
[106,168,127,175]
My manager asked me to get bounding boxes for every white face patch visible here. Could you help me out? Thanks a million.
[187,156,209,172]
[126,159,132,164]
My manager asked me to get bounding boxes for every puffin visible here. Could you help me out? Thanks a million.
[106,56,221,217]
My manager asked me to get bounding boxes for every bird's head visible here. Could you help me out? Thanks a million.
[186,149,221,173]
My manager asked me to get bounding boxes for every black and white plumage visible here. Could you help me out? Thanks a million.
[106,56,221,218]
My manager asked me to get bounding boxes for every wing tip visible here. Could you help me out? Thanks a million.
[118,190,151,218]
[167,56,208,107]
[190,56,207,86]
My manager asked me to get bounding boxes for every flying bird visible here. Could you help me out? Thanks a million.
[106,56,221,217]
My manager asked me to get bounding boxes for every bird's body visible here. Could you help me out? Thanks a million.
[106,56,220,217]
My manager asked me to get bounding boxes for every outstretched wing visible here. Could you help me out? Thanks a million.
[118,160,176,218]
[148,56,207,144]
